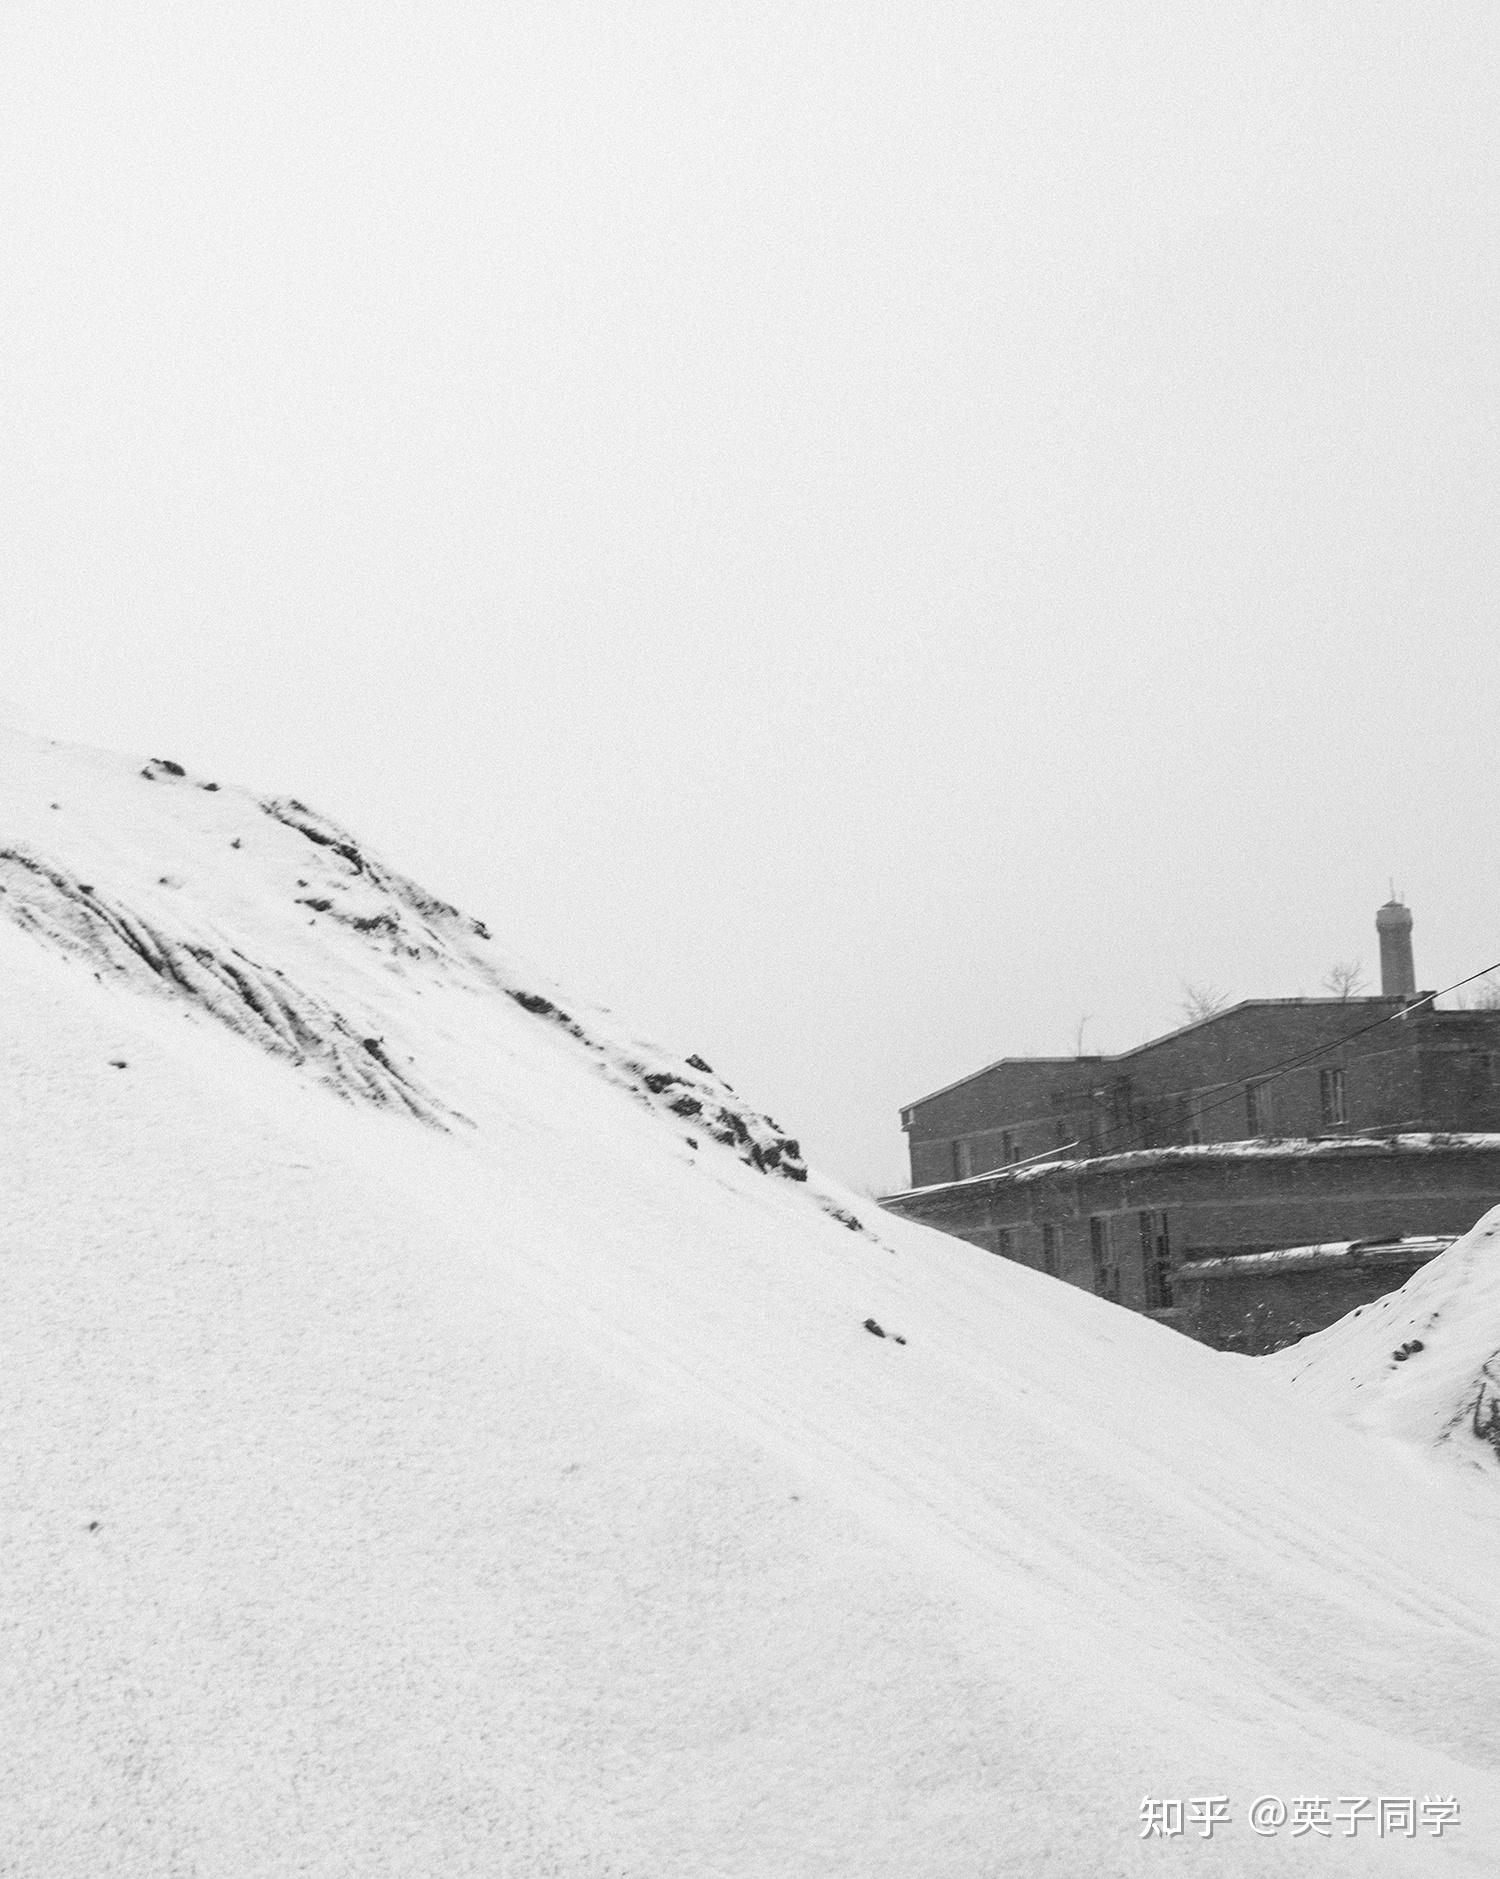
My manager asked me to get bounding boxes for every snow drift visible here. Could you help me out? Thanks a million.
[4,725,1500,1876]
[1268,1205,1500,1469]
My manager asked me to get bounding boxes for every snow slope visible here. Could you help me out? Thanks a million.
[4,726,1500,1876]
[1267,1206,1500,1471]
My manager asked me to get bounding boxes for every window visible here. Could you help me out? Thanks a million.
[1245,1081,1269,1137]
[1319,1067,1347,1128]
[994,1227,1013,1262]
[952,1138,972,1180]
[1040,1224,1060,1276]
[1002,1130,1019,1164]
[1090,1217,1120,1301]
[1139,1210,1173,1310]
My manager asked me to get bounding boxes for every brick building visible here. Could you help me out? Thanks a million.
[882,901,1500,1348]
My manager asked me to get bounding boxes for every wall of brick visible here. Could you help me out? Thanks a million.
[883,1140,1500,1345]
[901,1003,1500,1187]
[1174,1249,1436,1354]
[905,1057,1098,1182]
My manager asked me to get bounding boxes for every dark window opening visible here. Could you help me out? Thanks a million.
[1319,1067,1347,1128]
[1041,1224,1060,1276]
[1139,1210,1173,1309]
[1090,1216,1120,1301]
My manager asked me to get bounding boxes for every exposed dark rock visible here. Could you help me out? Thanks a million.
[510,990,561,1019]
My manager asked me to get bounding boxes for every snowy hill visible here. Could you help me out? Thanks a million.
[4,726,1500,1876]
[0,732,808,1172]
[1268,1206,1500,1470]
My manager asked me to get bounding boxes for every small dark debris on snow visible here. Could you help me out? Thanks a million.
[108,1060,127,1069]
[686,1054,714,1074]
[863,1318,886,1338]
[642,1071,680,1094]
[230,838,242,849]
[685,1136,698,1149]
[49,802,60,810]
[669,1095,702,1117]
[87,1521,100,1532]
[200,781,219,791]
[78,883,93,894]
[471,919,491,940]
[893,1335,907,1345]
[155,759,186,776]
[1392,1339,1426,1362]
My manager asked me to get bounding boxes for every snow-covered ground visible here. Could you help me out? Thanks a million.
[1268,1207,1500,1469]
[3,726,1499,1875]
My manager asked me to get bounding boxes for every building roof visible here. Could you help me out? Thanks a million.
[879,1131,1500,1204]
[1176,1236,1454,1280]
[903,995,1422,1114]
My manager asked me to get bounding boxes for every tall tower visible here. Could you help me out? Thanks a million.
[1376,898,1416,998]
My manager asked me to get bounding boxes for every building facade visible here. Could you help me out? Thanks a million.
[883,902,1500,1349]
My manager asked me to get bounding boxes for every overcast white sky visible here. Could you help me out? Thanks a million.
[4,2,1499,1189]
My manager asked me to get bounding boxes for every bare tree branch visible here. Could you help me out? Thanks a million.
[1179,981,1230,1023]
[1322,960,1367,1000]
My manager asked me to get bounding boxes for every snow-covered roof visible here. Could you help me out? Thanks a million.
[1177,1236,1456,1280]
[882,1131,1500,1202]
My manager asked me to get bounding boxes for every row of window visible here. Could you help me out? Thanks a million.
[1245,1067,1347,1134]
[986,1213,1174,1308]
[946,1066,1351,1174]
[952,1130,1025,1180]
